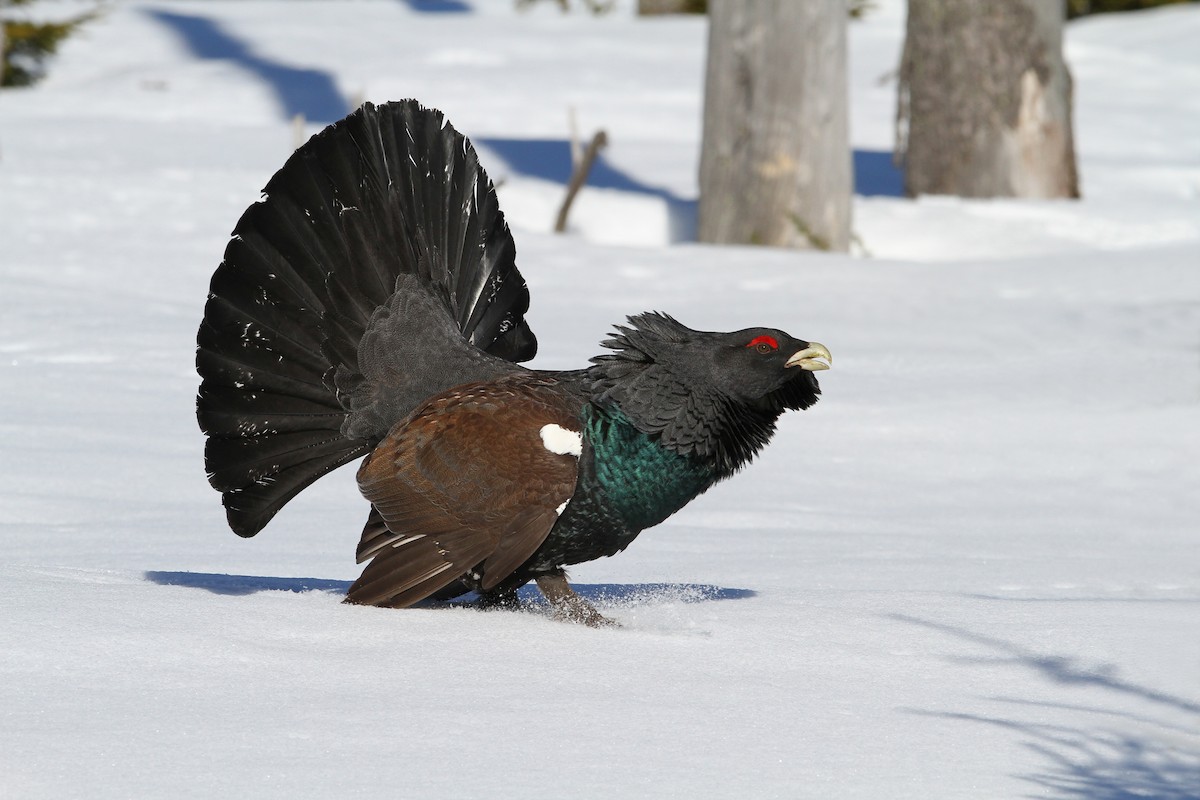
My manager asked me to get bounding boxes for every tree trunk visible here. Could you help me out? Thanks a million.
[638,0,705,14]
[897,0,1080,199]
[1,2,7,87]
[698,0,851,251]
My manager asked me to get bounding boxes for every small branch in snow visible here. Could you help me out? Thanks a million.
[554,129,607,233]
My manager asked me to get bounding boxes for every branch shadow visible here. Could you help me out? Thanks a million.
[962,593,1200,605]
[145,570,755,607]
[904,708,1200,800]
[892,614,1200,716]
[146,10,350,123]
[892,614,1200,799]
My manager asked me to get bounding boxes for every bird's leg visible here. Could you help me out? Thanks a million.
[535,569,618,628]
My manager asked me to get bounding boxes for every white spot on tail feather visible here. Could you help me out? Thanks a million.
[555,500,569,515]
[540,424,582,457]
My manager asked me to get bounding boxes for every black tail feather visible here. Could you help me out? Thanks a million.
[213,437,371,538]
[197,100,536,537]
[196,387,344,439]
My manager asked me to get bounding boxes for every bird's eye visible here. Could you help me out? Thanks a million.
[747,335,779,354]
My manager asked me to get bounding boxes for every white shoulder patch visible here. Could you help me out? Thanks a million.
[539,423,582,457]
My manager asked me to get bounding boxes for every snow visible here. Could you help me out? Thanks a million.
[1,1,1198,798]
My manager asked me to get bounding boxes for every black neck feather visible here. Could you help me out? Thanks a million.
[585,313,818,477]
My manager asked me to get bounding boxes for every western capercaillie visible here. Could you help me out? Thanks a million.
[196,100,831,626]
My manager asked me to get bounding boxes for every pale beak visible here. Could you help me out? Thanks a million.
[785,342,832,371]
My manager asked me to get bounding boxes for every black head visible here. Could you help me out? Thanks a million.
[587,312,831,474]
[706,326,831,410]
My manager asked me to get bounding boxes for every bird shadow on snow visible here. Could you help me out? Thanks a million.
[395,0,472,12]
[145,571,353,596]
[891,614,1200,800]
[144,570,755,609]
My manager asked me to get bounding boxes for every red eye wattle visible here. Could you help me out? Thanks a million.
[747,335,779,351]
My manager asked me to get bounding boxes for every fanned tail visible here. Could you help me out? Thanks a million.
[197,100,536,537]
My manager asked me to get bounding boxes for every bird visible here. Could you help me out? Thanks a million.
[196,100,831,626]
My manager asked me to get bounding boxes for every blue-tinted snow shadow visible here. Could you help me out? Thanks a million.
[892,614,1200,799]
[146,570,352,595]
[397,0,472,11]
[145,10,350,123]
[962,592,1200,605]
[520,582,756,606]
[145,570,755,605]
[477,137,698,242]
[477,140,907,240]
[892,614,1200,716]
[903,708,1200,800]
[854,149,905,197]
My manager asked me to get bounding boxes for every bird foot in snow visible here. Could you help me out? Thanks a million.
[535,570,619,628]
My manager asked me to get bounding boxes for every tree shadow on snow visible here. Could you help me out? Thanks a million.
[853,149,905,197]
[145,570,754,607]
[145,10,350,123]
[477,139,905,243]
[477,137,698,242]
[891,614,1200,800]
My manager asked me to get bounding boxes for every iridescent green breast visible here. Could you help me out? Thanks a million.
[583,404,716,532]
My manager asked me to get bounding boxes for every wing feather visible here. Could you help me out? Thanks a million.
[345,377,581,608]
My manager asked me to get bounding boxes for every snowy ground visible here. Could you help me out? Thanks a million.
[2,1,1198,798]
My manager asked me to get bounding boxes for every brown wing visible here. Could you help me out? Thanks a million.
[345,377,581,608]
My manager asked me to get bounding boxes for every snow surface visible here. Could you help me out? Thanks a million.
[2,1,1198,798]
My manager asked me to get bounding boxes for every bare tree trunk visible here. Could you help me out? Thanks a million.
[1,1,7,87]
[638,0,704,14]
[698,0,851,251]
[897,0,1080,199]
